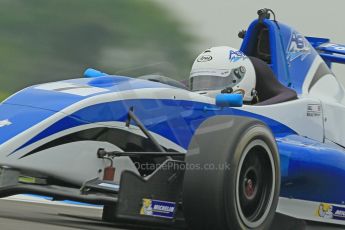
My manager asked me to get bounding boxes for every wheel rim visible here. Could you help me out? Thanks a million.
[235,140,275,228]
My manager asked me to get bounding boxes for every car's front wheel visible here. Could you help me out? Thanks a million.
[183,116,280,230]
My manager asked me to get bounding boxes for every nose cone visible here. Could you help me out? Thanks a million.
[0,103,56,149]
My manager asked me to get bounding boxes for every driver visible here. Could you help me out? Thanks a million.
[189,46,257,103]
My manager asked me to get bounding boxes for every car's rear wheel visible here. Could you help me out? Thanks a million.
[102,205,117,222]
[183,116,280,230]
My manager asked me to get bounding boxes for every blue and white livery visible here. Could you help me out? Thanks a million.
[0,9,345,228]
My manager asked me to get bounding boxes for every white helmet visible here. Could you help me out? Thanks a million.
[190,46,256,102]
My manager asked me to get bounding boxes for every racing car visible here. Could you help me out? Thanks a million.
[0,8,345,230]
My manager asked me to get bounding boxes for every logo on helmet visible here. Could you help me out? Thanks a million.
[229,50,247,62]
[197,55,213,62]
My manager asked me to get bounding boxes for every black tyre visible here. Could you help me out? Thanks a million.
[183,116,280,230]
[102,205,117,222]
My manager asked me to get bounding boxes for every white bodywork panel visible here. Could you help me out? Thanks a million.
[0,121,186,185]
[309,72,345,146]
[323,102,345,147]
[17,141,137,185]
[242,98,324,142]
[277,197,345,226]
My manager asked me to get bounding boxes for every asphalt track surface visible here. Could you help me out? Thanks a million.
[0,199,176,230]
[0,199,344,230]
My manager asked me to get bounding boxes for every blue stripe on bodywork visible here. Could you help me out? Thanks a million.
[0,104,56,145]
[278,135,345,205]
[14,99,296,153]
[0,75,177,148]
[3,76,174,112]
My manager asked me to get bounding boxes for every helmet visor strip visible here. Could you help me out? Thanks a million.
[190,66,246,91]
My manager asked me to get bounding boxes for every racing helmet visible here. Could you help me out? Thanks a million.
[189,46,256,101]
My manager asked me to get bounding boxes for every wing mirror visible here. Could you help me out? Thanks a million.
[216,94,243,107]
[84,68,108,78]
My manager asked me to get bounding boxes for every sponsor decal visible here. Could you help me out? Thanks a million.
[287,31,311,63]
[307,104,321,117]
[197,55,213,62]
[140,198,176,219]
[229,50,247,62]
[317,203,345,221]
[320,43,345,52]
[0,119,12,128]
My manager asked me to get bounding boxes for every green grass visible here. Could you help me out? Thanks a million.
[0,92,9,102]
[0,0,195,94]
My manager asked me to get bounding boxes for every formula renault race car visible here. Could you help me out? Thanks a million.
[0,9,345,230]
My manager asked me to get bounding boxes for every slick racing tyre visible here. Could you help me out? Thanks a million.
[183,116,280,230]
[102,205,117,222]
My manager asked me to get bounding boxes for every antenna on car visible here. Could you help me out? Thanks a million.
[239,8,278,39]
[257,8,271,23]
[257,8,280,29]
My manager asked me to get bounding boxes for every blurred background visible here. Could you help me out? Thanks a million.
[0,0,344,101]
[0,0,196,100]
